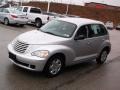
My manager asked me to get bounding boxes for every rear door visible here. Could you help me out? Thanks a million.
[87,24,108,56]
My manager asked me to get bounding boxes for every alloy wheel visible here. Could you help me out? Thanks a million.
[49,59,62,75]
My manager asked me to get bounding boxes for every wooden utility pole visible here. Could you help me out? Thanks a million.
[66,0,71,15]
[47,0,51,12]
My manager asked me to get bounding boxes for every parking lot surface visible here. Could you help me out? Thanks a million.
[0,24,120,90]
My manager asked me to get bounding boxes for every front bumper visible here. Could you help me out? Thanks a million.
[8,44,47,71]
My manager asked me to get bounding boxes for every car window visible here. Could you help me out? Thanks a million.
[23,7,28,12]
[75,25,88,38]
[30,8,41,14]
[3,9,9,13]
[88,24,108,38]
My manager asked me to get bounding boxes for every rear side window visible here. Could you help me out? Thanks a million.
[30,8,41,14]
[23,7,28,12]
[88,24,108,38]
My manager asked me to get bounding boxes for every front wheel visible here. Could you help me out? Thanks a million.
[44,56,64,77]
[96,50,108,64]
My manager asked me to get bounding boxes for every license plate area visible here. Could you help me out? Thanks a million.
[9,52,16,61]
[9,52,29,67]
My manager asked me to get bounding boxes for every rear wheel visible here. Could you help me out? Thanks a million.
[96,50,108,64]
[35,19,42,28]
[44,55,64,77]
[4,18,9,25]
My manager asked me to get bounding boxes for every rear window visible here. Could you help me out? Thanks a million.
[30,8,41,14]
[9,9,22,14]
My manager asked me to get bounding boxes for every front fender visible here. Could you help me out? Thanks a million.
[29,45,75,66]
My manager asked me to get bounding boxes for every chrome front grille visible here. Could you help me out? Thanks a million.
[14,40,29,53]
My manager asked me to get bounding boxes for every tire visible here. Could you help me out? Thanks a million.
[35,19,42,28]
[4,18,9,25]
[44,55,65,77]
[19,24,24,27]
[96,50,108,64]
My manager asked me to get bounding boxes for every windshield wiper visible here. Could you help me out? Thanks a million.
[44,31,57,36]
[40,30,60,37]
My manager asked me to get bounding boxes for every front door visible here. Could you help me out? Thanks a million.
[73,25,94,62]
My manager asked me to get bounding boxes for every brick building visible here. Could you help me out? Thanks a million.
[85,2,120,11]
[23,1,120,26]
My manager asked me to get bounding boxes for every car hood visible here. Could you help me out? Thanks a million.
[17,30,68,45]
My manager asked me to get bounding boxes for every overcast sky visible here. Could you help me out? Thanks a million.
[7,0,120,6]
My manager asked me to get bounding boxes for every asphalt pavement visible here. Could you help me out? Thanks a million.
[0,24,120,90]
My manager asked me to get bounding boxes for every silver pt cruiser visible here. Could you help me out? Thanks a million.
[8,18,111,77]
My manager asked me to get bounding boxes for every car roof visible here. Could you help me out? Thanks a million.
[57,18,104,26]
[21,6,40,9]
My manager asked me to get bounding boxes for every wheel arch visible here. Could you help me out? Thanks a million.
[46,53,66,66]
[4,17,9,22]
[102,46,111,54]
[35,17,42,23]
[4,17,9,20]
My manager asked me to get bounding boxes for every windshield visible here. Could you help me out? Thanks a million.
[40,20,77,38]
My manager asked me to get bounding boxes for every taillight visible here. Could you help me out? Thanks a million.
[11,15,18,18]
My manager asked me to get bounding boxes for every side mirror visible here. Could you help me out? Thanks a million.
[74,35,85,40]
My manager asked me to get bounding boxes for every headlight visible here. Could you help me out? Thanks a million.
[31,50,49,58]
